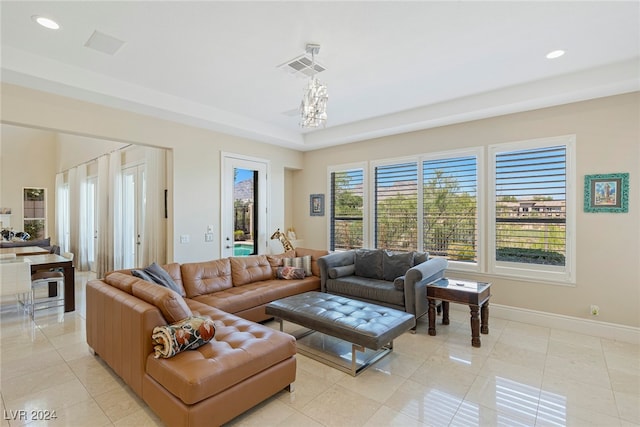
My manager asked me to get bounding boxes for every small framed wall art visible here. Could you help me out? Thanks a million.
[310,194,325,216]
[584,173,629,213]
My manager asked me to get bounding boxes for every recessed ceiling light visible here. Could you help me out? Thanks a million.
[32,15,60,30]
[546,50,565,59]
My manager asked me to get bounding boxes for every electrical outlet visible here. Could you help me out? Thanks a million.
[590,304,600,316]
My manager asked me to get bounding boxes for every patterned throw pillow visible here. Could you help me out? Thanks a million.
[276,266,306,280]
[151,316,216,359]
[283,255,312,276]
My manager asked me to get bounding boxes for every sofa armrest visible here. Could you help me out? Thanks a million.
[403,258,448,317]
[317,251,355,292]
[86,279,166,397]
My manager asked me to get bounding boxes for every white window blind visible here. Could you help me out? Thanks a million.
[494,145,567,266]
[374,162,418,251]
[423,156,478,263]
[330,169,364,251]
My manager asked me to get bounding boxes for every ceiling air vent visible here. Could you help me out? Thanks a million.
[278,53,326,78]
[84,30,125,55]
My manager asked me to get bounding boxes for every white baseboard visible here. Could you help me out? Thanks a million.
[449,303,640,344]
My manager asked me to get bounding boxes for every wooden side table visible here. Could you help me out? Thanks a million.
[427,278,491,347]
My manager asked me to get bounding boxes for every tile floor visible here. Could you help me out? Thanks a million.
[1,272,638,427]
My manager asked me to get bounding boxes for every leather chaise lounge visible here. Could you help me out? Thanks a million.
[86,248,327,427]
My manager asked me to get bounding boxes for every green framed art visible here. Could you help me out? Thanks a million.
[584,173,629,213]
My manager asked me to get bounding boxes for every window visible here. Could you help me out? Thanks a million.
[489,135,575,283]
[423,154,478,264]
[329,166,365,251]
[327,135,574,284]
[374,161,418,251]
[23,188,46,239]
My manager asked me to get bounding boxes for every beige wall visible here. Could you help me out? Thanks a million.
[294,93,640,327]
[1,83,304,263]
[2,82,638,328]
[0,125,57,241]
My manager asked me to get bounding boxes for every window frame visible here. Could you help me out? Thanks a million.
[488,135,576,284]
[22,187,47,239]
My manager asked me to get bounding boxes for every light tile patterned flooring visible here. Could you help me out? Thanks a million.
[1,272,638,426]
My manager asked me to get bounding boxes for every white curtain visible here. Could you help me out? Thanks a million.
[76,164,90,271]
[68,167,79,264]
[54,173,67,253]
[142,147,167,265]
[96,155,109,278]
[109,151,123,271]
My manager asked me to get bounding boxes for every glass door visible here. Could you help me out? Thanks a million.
[122,164,145,268]
[221,155,267,258]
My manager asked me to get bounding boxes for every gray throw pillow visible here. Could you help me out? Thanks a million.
[383,250,414,281]
[393,276,405,291]
[354,249,383,279]
[328,265,355,279]
[132,269,156,283]
[134,262,184,296]
[413,251,430,266]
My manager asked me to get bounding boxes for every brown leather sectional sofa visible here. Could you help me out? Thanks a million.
[86,248,328,427]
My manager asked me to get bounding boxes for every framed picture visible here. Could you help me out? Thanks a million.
[310,194,325,216]
[584,173,629,213]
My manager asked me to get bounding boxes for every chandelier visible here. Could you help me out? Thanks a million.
[300,44,328,128]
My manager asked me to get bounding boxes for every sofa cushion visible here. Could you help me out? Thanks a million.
[326,275,405,307]
[193,277,320,315]
[181,259,232,298]
[283,255,312,276]
[132,262,185,296]
[145,309,296,405]
[383,250,414,281]
[328,264,355,279]
[230,255,272,286]
[104,271,140,294]
[276,266,306,280]
[152,316,216,359]
[131,279,192,323]
[354,249,383,279]
[266,250,296,278]
[294,247,329,277]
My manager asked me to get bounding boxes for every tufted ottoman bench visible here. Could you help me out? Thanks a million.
[266,291,415,376]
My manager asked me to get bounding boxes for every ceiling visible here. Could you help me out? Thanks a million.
[1,1,638,151]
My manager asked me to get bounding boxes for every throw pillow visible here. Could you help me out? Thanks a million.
[152,316,216,359]
[131,268,155,283]
[276,266,306,280]
[328,264,355,279]
[132,262,185,296]
[266,250,296,278]
[383,250,414,281]
[413,251,430,266]
[393,276,405,291]
[283,255,312,276]
[354,249,383,279]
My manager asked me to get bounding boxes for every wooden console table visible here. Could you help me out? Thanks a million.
[427,278,491,347]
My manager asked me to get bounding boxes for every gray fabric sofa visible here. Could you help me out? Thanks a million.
[0,237,58,253]
[317,249,448,326]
